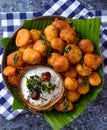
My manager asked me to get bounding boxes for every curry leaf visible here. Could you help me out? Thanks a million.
[26,74,55,94]
[63,100,69,112]
[46,45,52,56]
[40,32,46,44]
[64,46,71,53]
[14,53,19,65]
[82,77,88,86]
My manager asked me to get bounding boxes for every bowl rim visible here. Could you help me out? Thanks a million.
[18,65,65,111]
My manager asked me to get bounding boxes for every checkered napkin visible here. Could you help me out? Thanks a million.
[0,0,107,120]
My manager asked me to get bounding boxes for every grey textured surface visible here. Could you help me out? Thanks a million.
[0,0,107,130]
[0,0,51,12]
[78,0,107,10]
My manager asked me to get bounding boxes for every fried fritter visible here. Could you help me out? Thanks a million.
[78,39,94,53]
[88,72,101,86]
[52,18,71,32]
[64,77,78,91]
[53,55,69,72]
[30,29,41,42]
[23,48,41,64]
[64,44,82,64]
[7,51,24,67]
[84,53,103,70]
[44,24,58,43]
[50,37,65,54]
[60,28,76,43]
[33,40,47,57]
[16,29,31,47]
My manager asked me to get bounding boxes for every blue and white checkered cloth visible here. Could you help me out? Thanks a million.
[0,0,107,120]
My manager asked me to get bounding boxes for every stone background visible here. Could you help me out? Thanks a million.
[0,0,107,12]
[0,0,107,130]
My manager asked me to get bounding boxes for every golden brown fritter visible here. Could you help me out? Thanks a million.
[64,77,78,91]
[7,74,19,87]
[23,48,41,64]
[88,72,101,86]
[47,52,60,66]
[64,44,82,64]
[33,40,47,57]
[18,43,33,53]
[7,51,24,67]
[78,39,94,53]
[64,66,77,78]
[66,90,81,102]
[60,28,76,43]
[53,55,69,72]
[3,66,16,76]
[44,24,58,43]
[77,77,90,94]
[52,18,71,32]
[84,53,103,70]
[76,63,92,76]
[50,37,65,54]
[55,99,73,112]
[30,29,41,42]
[16,29,31,47]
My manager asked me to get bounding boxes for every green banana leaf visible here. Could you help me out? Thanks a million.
[2,18,103,130]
